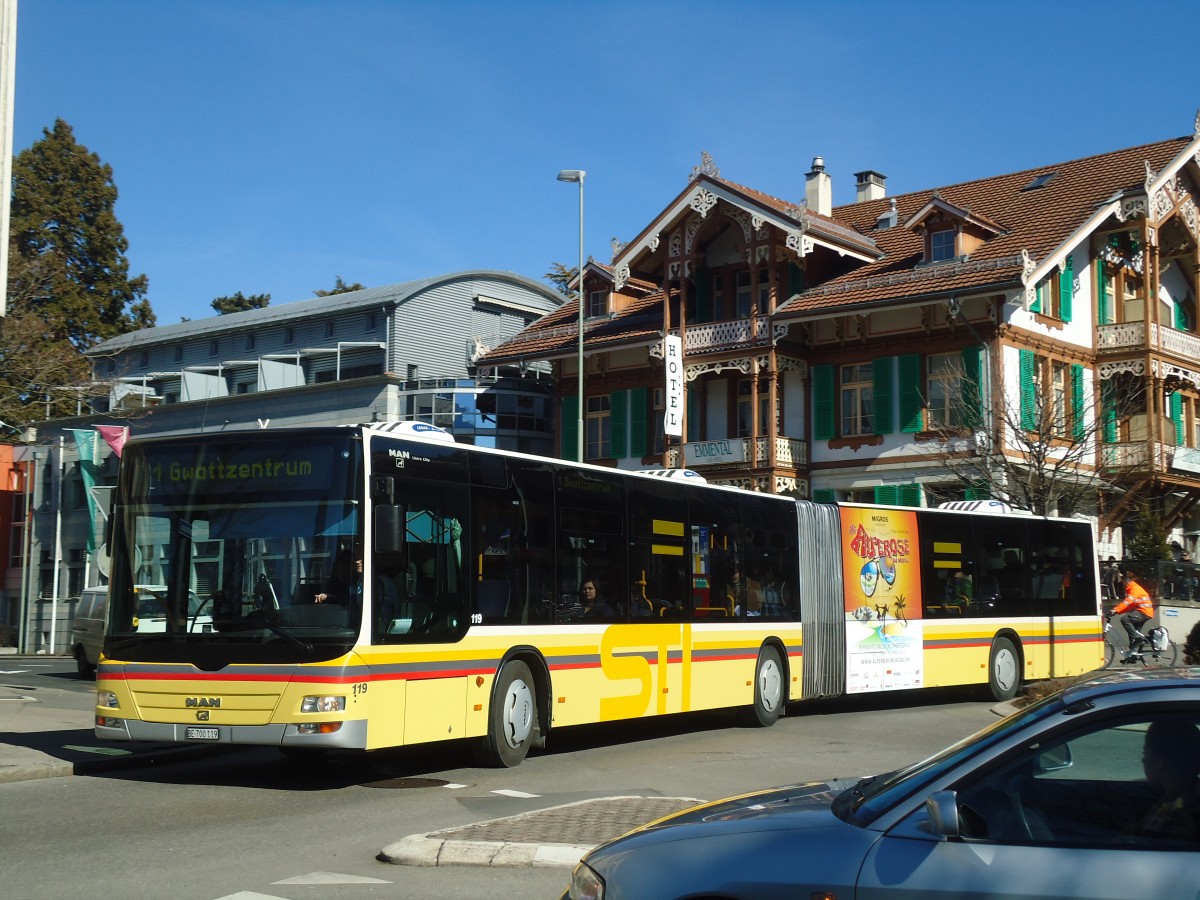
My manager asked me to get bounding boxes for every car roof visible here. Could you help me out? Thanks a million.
[1060,667,1200,708]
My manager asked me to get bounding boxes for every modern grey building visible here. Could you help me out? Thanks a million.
[3,271,563,654]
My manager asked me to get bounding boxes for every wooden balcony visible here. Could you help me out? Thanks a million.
[1097,322,1200,360]
[682,318,769,353]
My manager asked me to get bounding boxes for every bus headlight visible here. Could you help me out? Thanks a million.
[97,691,119,708]
[301,695,346,713]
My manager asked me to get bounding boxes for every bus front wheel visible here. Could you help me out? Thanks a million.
[988,637,1021,702]
[739,645,784,727]
[475,660,538,767]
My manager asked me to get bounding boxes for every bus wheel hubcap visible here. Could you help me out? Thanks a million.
[759,659,782,711]
[502,680,533,749]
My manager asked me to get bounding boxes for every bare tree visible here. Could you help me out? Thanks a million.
[920,366,1143,518]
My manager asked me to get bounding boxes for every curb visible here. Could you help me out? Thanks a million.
[379,834,591,868]
[0,742,238,785]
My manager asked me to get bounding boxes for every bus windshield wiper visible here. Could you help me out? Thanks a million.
[257,618,313,652]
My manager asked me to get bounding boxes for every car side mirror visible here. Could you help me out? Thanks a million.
[1034,744,1072,774]
[925,790,961,838]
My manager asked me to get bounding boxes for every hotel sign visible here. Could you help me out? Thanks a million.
[664,335,684,437]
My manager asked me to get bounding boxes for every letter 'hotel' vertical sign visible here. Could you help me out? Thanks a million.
[664,335,684,437]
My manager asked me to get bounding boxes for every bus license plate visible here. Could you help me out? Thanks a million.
[185,726,220,741]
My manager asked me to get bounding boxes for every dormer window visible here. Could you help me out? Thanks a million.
[930,229,957,262]
[904,194,1006,266]
[587,290,607,318]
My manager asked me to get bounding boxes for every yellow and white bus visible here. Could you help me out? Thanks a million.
[94,422,1103,766]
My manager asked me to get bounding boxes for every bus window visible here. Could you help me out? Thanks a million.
[1032,520,1096,617]
[375,482,469,643]
[627,478,688,619]
[555,468,626,622]
[685,485,741,619]
[741,494,798,620]
[918,512,977,617]
[973,519,1031,618]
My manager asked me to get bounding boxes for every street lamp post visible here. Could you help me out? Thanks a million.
[557,169,586,462]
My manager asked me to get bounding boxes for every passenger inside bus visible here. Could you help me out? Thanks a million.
[580,578,618,619]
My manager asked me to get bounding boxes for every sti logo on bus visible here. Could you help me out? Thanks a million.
[185,697,221,708]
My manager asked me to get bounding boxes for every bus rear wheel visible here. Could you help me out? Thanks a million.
[987,637,1021,702]
[474,660,538,767]
[739,645,784,727]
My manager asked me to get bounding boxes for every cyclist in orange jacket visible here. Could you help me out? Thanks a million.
[1108,572,1154,656]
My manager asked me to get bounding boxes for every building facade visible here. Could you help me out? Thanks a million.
[481,118,1200,563]
[2,271,563,652]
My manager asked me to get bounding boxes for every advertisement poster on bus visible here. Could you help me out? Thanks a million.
[840,506,924,693]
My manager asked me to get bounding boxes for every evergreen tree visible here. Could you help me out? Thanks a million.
[211,291,270,315]
[1127,501,1172,563]
[314,275,365,297]
[8,118,153,348]
[1,119,152,432]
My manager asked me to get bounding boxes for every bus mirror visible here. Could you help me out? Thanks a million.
[374,505,405,552]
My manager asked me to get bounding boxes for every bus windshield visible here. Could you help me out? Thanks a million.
[104,433,364,667]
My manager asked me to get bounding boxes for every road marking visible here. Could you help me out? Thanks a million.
[0,669,30,674]
[443,782,469,789]
[0,696,34,701]
[214,893,289,900]
[272,872,391,885]
[492,788,540,798]
[63,745,131,756]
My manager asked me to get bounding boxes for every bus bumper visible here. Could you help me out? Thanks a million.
[95,717,369,749]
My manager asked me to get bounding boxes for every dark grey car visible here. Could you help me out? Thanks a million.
[564,669,1200,900]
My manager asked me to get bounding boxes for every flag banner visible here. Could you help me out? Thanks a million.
[68,430,99,552]
[95,425,129,458]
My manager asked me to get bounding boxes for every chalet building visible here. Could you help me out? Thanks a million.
[480,116,1200,560]
[2,271,563,652]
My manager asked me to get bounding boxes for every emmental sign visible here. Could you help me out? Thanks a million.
[683,439,745,466]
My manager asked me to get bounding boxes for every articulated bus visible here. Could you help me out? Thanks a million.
[94,422,1103,766]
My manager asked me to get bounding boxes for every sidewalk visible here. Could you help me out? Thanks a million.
[0,654,218,783]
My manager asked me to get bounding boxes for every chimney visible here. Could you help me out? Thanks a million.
[805,156,832,217]
[854,170,887,203]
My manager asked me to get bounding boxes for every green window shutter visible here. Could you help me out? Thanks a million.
[1059,256,1073,323]
[1171,391,1184,445]
[1096,260,1110,325]
[687,386,700,442]
[1031,280,1043,314]
[872,357,894,435]
[811,488,837,503]
[961,345,984,428]
[561,394,579,462]
[788,262,805,297]
[1101,380,1117,443]
[629,387,648,457]
[610,390,628,459]
[965,484,990,501]
[1071,364,1085,440]
[812,364,835,441]
[898,483,922,507]
[1175,301,1189,331]
[1019,350,1036,431]
[874,485,900,506]
[695,269,712,323]
[897,354,924,433]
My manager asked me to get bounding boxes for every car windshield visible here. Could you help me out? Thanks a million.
[104,433,363,667]
[835,688,1069,824]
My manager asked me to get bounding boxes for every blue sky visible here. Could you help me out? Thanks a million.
[14,0,1200,325]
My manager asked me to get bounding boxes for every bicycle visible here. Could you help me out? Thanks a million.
[1103,613,1179,668]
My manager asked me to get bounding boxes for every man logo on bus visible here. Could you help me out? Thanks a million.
[186,697,221,708]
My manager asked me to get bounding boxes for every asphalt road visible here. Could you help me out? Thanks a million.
[0,663,998,900]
